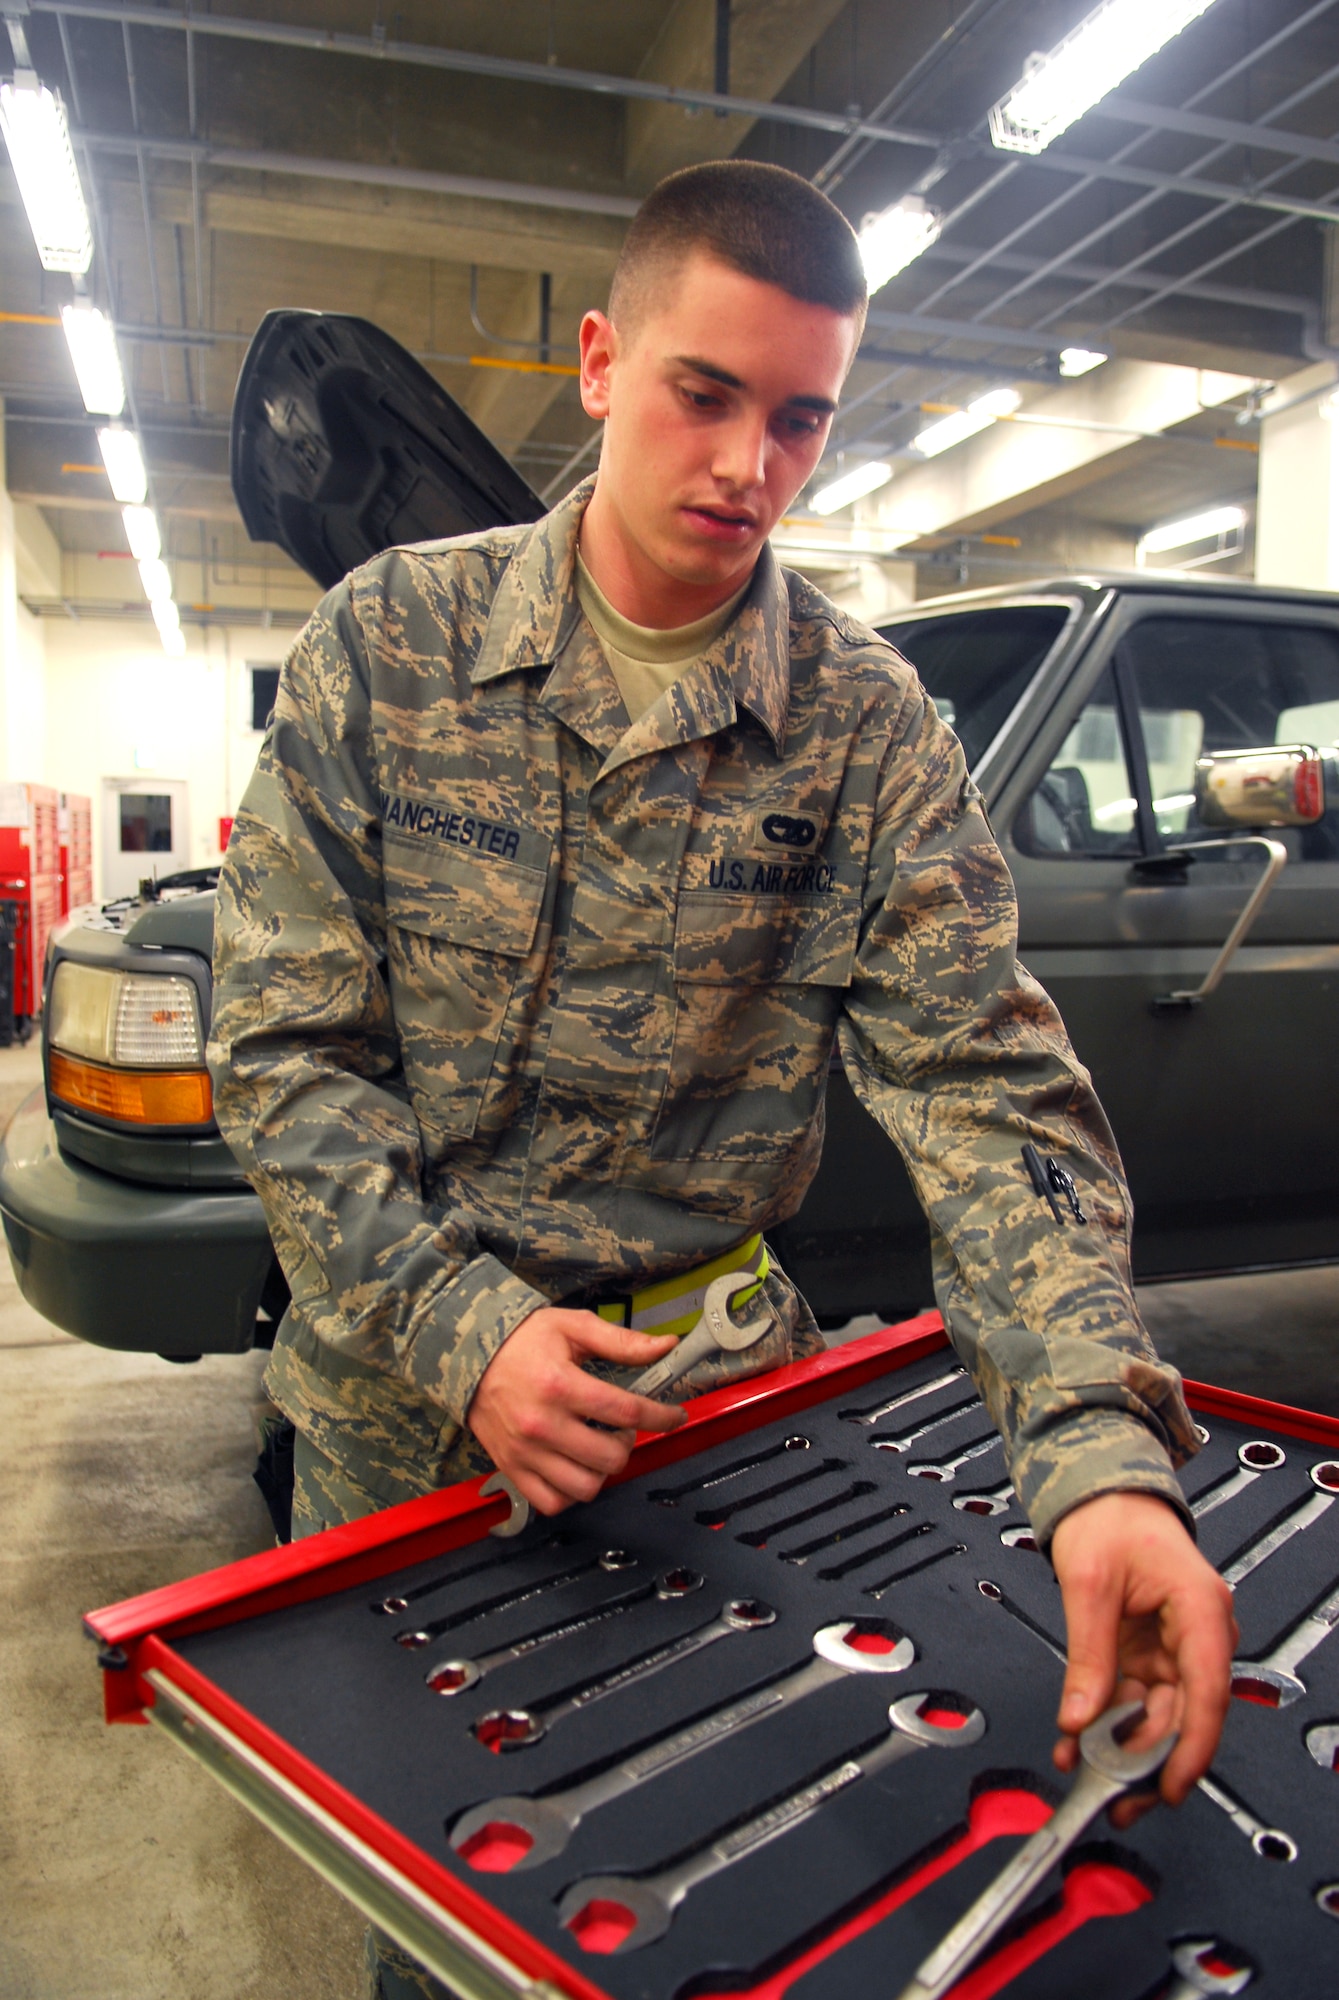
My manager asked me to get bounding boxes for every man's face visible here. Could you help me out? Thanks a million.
[579,251,860,609]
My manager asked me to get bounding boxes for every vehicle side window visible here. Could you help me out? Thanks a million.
[1013,668,1140,857]
[876,606,1068,772]
[1122,617,1339,861]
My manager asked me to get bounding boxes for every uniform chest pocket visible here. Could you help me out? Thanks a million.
[383,830,551,1144]
[648,889,858,1167]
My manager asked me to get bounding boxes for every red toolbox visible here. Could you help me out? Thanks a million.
[84,1317,1339,1999]
[58,791,94,916]
[0,782,60,1023]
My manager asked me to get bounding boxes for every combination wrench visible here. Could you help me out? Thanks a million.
[1154,1937,1255,1997]
[371,1532,570,1616]
[1305,1720,1339,1769]
[1189,1440,1286,1521]
[977,1578,1298,1861]
[953,1478,1015,1519]
[470,1596,777,1750]
[647,1434,811,1507]
[839,1364,968,1428]
[1218,1460,1339,1588]
[903,1432,1003,1484]
[627,1271,774,1400]
[864,1394,980,1456]
[449,1618,916,1870]
[394,1546,639,1650]
[557,1692,985,1952]
[1230,1572,1339,1706]
[424,1568,703,1698]
[893,1700,1174,2000]
[695,1457,846,1528]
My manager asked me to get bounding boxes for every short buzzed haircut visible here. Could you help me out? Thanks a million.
[609,161,867,331]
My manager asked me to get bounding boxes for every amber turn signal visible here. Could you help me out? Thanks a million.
[49,1050,213,1126]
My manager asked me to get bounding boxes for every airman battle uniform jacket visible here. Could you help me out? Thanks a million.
[209,478,1199,1544]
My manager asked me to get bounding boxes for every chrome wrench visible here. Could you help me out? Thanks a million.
[1157,1937,1254,1997]
[1194,1771,1297,1863]
[450,1618,916,1870]
[953,1478,1015,1519]
[647,1434,811,1506]
[558,1692,985,1952]
[1230,1573,1339,1706]
[470,1596,777,1750]
[839,1364,968,1427]
[695,1457,846,1528]
[1189,1440,1285,1521]
[394,1546,638,1650]
[894,1700,1174,2000]
[1000,1524,1039,1552]
[1305,1720,1339,1770]
[1218,1461,1339,1588]
[627,1271,773,1400]
[424,1568,703,1698]
[904,1432,1002,1484]
[865,1394,980,1455]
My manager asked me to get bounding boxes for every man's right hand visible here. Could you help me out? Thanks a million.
[466,1308,687,1515]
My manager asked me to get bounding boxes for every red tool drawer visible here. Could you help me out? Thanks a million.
[84,1316,1339,1999]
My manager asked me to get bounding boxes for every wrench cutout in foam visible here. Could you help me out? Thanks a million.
[450,1617,915,1871]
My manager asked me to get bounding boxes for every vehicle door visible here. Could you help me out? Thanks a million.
[997,598,1339,1278]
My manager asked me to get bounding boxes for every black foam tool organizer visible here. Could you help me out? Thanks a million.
[86,1322,1339,2000]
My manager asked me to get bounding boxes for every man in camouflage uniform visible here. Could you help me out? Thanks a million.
[210,161,1234,1999]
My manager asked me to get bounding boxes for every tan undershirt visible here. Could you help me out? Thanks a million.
[575,552,750,725]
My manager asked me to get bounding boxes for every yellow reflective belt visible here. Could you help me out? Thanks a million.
[595,1235,769,1342]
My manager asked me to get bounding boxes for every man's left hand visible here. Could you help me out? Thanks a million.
[1049,1490,1237,1821]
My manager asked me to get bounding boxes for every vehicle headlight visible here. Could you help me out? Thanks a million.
[47,961,212,1125]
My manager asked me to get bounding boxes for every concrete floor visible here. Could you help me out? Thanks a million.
[1,1037,1335,1999]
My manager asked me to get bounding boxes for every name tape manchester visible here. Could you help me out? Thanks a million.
[381,793,523,861]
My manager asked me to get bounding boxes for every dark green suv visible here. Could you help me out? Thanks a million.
[4,313,1337,1360]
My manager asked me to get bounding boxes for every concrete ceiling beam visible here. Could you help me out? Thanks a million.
[459,268,588,449]
[625,0,850,190]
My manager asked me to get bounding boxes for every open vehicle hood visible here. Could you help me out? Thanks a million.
[231,310,545,590]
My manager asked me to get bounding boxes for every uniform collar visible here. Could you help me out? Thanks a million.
[471,476,790,758]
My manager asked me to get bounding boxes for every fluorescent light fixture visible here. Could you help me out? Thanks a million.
[97,426,146,504]
[857,196,941,295]
[121,506,160,563]
[913,387,1021,458]
[138,557,173,603]
[160,626,187,657]
[1059,347,1109,377]
[811,461,894,516]
[1138,504,1245,556]
[989,0,1220,156]
[62,304,126,417]
[0,72,93,273]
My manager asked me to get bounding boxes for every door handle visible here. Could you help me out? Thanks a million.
[1151,836,1288,1012]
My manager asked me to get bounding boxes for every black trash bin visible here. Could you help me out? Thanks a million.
[0,900,20,1048]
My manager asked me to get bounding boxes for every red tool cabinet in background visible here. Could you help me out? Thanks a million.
[58,792,94,917]
[0,782,61,1025]
[83,1318,1339,2000]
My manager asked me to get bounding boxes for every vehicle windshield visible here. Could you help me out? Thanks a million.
[877,605,1070,771]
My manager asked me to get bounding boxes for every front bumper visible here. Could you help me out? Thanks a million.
[0,1088,274,1356]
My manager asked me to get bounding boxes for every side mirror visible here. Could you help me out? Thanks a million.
[1194,744,1325,828]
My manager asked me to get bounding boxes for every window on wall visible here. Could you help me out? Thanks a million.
[250,666,280,733]
[119,794,173,853]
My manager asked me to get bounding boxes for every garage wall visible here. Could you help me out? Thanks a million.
[39,617,296,897]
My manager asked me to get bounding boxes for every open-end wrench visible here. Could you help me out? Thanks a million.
[470,1596,777,1750]
[449,1618,916,1871]
[424,1568,703,1698]
[1194,1771,1297,1862]
[1305,1720,1339,1770]
[1189,1440,1286,1521]
[1156,1937,1255,1997]
[736,1478,877,1550]
[864,1394,980,1456]
[647,1434,811,1506]
[1000,1523,1040,1552]
[953,1479,1015,1519]
[394,1546,639,1650]
[894,1700,1174,2000]
[975,1578,1300,1857]
[904,1432,1002,1484]
[558,1692,985,1953]
[839,1364,968,1427]
[627,1271,774,1401]
[1229,1574,1339,1706]
[1218,1462,1339,1588]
